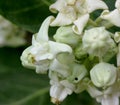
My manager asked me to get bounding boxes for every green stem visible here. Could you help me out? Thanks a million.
[88,19,98,27]
[104,22,114,29]
[95,17,114,29]
[9,87,49,105]
[42,0,51,6]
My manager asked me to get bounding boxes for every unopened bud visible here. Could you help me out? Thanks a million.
[90,62,117,88]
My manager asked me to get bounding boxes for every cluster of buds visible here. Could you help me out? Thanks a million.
[0,15,26,47]
[21,0,120,105]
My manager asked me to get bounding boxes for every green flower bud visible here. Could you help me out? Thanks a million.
[90,62,117,88]
[54,26,81,48]
[68,63,87,83]
[74,42,88,63]
[114,32,120,43]
[82,27,116,59]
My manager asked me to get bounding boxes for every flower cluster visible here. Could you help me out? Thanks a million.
[21,0,120,105]
[0,15,26,47]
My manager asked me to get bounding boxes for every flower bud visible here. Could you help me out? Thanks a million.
[114,32,120,43]
[74,43,88,63]
[54,26,81,48]
[90,62,117,88]
[68,63,87,83]
[82,27,116,58]
[20,46,36,69]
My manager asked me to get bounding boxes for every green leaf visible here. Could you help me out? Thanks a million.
[0,0,55,33]
[0,47,49,105]
[0,47,99,105]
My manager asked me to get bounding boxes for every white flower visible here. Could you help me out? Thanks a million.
[21,16,72,74]
[87,81,120,105]
[75,0,108,14]
[49,53,74,78]
[101,0,120,27]
[50,78,75,104]
[90,62,117,88]
[101,9,120,27]
[0,15,26,47]
[50,0,108,34]
[82,27,116,59]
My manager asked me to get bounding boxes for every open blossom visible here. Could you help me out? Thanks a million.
[49,71,75,104]
[50,78,75,104]
[87,79,120,105]
[101,0,120,27]
[21,16,72,74]
[50,0,108,34]
[0,15,26,47]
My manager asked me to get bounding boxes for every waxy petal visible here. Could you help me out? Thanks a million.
[101,95,119,105]
[49,41,72,55]
[20,46,36,69]
[101,9,120,27]
[66,0,76,5]
[50,80,75,103]
[35,60,50,74]
[49,0,66,13]
[36,16,54,42]
[50,7,76,26]
[114,32,120,43]
[115,0,120,11]
[72,14,89,34]
[85,0,108,13]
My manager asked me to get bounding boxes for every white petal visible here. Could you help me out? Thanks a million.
[50,80,74,103]
[85,0,108,13]
[36,16,54,42]
[66,0,76,5]
[86,83,102,98]
[69,63,87,83]
[101,9,120,27]
[72,14,89,34]
[117,44,120,66]
[20,46,36,69]
[115,0,120,11]
[60,80,75,91]
[101,95,119,105]
[50,84,68,102]
[35,60,50,74]
[49,0,66,13]
[114,32,120,43]
[49,59,70,77]
[49,71,59,82]
[49,41,72,55]
[50,7,76,26]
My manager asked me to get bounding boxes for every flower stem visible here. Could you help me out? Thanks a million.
[9,87,49,105]
[88,19,98,27]
[42,0,51,6]
[95,18,114,29]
